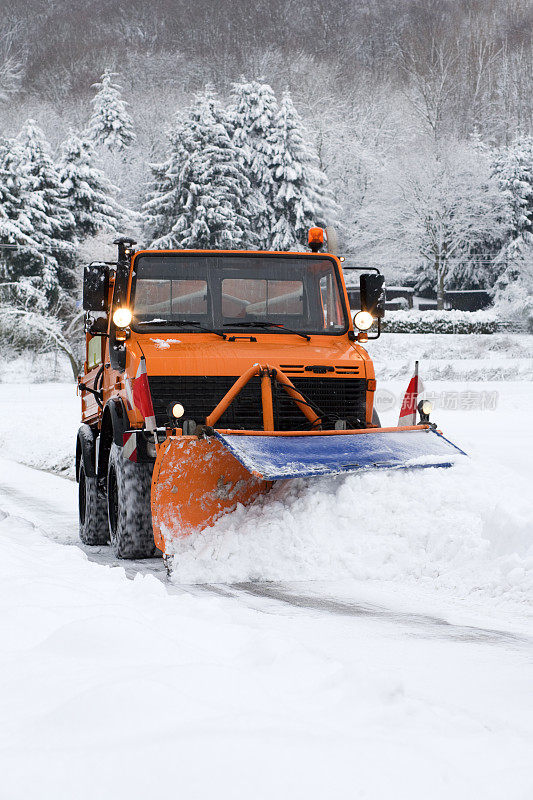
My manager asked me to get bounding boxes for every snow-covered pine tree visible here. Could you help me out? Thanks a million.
[58,131,128,240]
[142,148,173,246]
[87,69,136,152]
[0,138,38,255]
[0,137,44,307]
[491,135,533,324]
[13,120,77,303]
[269,91,336,251]
[143,86,253,250]
[492,135,533,245]
[142,155,174,247]
[447,134,512,290]
[229,79,279,248]
[492,234,533,321]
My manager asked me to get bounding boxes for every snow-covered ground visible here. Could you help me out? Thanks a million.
[0,336,532,799]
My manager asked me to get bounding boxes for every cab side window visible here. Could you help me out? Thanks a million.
[87,335,102,368]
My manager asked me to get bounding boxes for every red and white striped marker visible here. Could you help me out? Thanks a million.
[124,374,134,410]
[123,431,138,462]
[398,361,419,426]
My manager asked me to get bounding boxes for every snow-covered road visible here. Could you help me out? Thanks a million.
[0,457,77,541]
[1,378,532,799]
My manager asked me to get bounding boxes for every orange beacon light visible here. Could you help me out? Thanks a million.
[308,227,324,252]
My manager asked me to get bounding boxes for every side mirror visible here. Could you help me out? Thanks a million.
[87,316,108,336]
[83,264,109,311]
[360,273,385,319]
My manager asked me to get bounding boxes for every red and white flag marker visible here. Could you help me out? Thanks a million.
[398,361,419,426]
[131,355,156,432]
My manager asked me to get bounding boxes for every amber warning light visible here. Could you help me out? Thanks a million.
[308,227,324,252]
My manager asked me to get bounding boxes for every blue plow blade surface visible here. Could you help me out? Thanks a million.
[213,428,467,481]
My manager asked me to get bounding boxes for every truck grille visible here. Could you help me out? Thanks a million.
[148,376,367,430]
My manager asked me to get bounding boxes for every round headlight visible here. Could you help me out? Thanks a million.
[353,311,373,331]
[420,400,433,415]
[113,308,132,328]
[172,403,185,419]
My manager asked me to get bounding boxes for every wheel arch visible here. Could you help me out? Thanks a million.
[97,398,129,479]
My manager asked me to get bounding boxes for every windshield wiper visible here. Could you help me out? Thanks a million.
[137,320,226,339]
[223,321,311,341]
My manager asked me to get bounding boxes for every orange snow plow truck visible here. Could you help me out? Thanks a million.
[76,233,465,559]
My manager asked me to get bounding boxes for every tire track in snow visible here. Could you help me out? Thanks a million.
[218,582,533,649]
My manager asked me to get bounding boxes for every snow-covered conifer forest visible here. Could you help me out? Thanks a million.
[0,0,531,365]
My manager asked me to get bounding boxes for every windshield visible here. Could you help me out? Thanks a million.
[131,254,348,334]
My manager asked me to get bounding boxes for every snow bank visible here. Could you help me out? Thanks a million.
[0,383,78,478]
[169,457,533,607]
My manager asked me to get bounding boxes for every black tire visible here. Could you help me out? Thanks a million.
[107,442,157,559]
[372,409,381,427]
[79,462,109,545]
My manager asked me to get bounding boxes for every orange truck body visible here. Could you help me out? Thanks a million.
[76,242,465,558]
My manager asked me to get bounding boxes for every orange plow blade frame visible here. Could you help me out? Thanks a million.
[151,435,269,553]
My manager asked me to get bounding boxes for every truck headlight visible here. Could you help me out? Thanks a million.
[353,311,373,331]
[419,400,433,416]
[113,308,132,328]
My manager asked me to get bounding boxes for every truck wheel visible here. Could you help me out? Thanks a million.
[107,442,157,559]
[79,462,109,545]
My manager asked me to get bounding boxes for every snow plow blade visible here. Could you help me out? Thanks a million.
[212,426,466,480]
[151,426,466,552]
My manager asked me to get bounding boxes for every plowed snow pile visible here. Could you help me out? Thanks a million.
[169,458,533,606]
